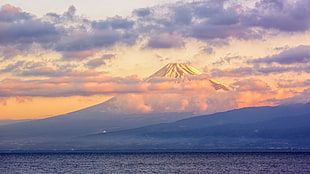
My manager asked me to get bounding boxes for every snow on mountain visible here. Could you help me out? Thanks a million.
[209,79,230,91]
[149,63,202,78]
[149,63,230,91]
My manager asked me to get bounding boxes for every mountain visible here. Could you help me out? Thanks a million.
[0,63,230,145]
[149,63,202,78]
[0,63,215,150]
[148,63,230,91]
[0,63,268,151]
[0,119,34,126]
[76,103,310,151]
[1,102,309,151]
[0,101,194,149]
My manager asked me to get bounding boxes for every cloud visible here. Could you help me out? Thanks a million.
[87,54,115,68]
[245,45,310,75]
[98,92,237,115]
[233,78,271,91]
[0,74,229,97]
[147,33,184,49]
[133,8,151,17]
[0,5,58,46]
[173,6,192,25]
[256,65,310,74]
[55,30,121,52]
[15,96,32,103]
[0,60,104,77]
[280,88,310,104]
[62,50,99,60]
[3,74,284,115]
[1,1,310,113]
[0,19,59,47]
[0,97,8,105]
[93,16,134,30]
[253,45,310,65]
[211,67,256,77]
[2,0,310,60]
[0,4,31,22]
[0,46,26,59]
[202,47,214,54]
[244,0,310,32]
[0,73,304,114]
[0,4,137,60]
[277,79,310,88]
[87,58,106,68]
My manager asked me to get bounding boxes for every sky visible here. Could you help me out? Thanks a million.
[0,0,310,120]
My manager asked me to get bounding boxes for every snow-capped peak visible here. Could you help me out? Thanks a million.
[149,63,202,79]
[148,63,230,91]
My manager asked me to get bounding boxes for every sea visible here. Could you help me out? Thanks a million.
[0,152,310,174]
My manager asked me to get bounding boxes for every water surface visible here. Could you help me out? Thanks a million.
[1,152,310,173]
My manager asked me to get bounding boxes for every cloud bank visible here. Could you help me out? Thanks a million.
[1,0,310,115]
[1,0,310,61]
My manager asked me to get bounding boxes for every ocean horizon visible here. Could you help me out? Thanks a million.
[1,152,310,173]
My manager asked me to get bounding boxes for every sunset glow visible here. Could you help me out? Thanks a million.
[1,0,310,120]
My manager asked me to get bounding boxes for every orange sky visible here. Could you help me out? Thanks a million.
[1,0,310,120]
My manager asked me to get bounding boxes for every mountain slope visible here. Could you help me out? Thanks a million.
[0,63,229,142]
[1,103,309,150]
[0,119,34,126]
[79,103,310,151]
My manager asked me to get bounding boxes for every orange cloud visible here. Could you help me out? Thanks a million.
[0,97,8,105]
[234,78,270,91]
[236,89,296,108]
[0,74,305,116]
[1,4,20,13]
[63,50,99,60]
[16,96,32,103]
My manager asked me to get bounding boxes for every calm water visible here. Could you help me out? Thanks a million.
[1,152,310,174]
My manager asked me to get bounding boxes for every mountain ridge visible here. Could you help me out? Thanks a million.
[78,102,310,151]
